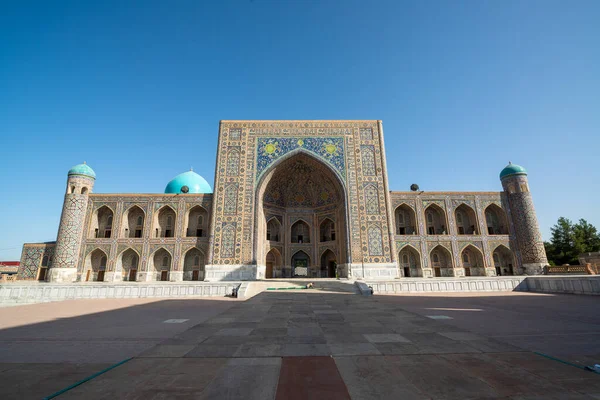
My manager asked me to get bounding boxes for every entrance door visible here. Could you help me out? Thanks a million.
[86,270,91,281]
[161,270,168,281]
[129,269,137,281]
[465,267,471,277]
[97,271,105,282]
[38,267,47,281]
[403,267,411,277]
[495,267,501,276]
[192,270,199,281]
[328,261,336,278]
[294,260,308,277]
[434,267,441,277]
[265,262,273,279]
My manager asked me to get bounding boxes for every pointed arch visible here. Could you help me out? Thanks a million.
[424,204,447,235]
[492,244,515,276]
[484,204,509,235]
[149,247,172,281]
[320,249,337,278]
[89,205,115,239]
[266,217,282,242]
[398,244,422,277]
[122,205,145,238]
[460,244,485,276]
[430,245,453,277]
[319,218,336,242]
[186,205,208,237]
[455,203,478,235]
[291,250,310,277]
[154,205,176,238]
[291,219,311,244]
[183,247,205,281]
[84,248,108,282]
[265,248,282,279]
[395,204,417,235]
[117,248,140,281]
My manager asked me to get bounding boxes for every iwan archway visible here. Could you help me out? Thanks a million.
[255,152,349,278]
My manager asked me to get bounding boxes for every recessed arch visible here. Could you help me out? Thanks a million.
[319,218,336,242]
[484,204,509,235]
[291,250,310,277]
[395,204,417,235]
[455,203,478,235]
[122,205,145,238]
[254,150,349,278]
[320,249,337,278]
[83,248,108,282]
[266,217,282,242]
[186,205,208,237]
[117,248,140,281]
[398,244,422,277]
[183,247,205,281]
[89,205,114,239]
[291,220,311,244]
[265,248,283,279]
[154,205,176,238]
[424,204,447,235]
[492,244,515,276]
[430,245,453,277]
[460,244,485,276]
[149,247,172,281]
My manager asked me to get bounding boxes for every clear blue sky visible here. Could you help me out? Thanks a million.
[1,1,599,260]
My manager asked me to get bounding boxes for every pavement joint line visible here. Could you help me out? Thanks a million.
[42,357,132,400]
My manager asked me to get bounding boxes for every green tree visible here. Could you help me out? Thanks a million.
[545,217,600,265]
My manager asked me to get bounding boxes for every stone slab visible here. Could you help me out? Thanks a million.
[276,356,351,400]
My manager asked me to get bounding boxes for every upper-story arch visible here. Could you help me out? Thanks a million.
[455,203,478,235]
[89,205,114,239]
[394,204,417,235]
[485,204,509,235]
[122,205,145,238]
[153,205,176,238]
[186,205,208,237]
[424,204,447,235]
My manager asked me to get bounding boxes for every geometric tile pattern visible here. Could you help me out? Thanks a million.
[360,145,376,176]
[368,225,383,256]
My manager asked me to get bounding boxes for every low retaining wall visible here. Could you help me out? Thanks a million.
[367,277,528,294]
[526,275,600,295]
[0,282,241,306]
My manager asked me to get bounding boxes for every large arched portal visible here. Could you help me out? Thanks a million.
[256,152,348,278]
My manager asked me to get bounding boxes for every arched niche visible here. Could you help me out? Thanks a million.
[90,206,114,239]
[493,245,515,276]
[122,206,145,238]
[84,249,108,282]
[320,249,337,278]
[319,219,336,242]
[424,204,447,235]
[395,204,417,235]
[183,247,205,281]
[266,217,282,242]
[154,206,176,238]
[430,245,453,277]
[291,250,310,277]
[186,206,208,238]
[460,245,485,276]
[455,204,478,235]
[485,204,509,235]
[399,245,422,277]
[150,248,172,281]
[117,248,139,281]
[265,248,283,279]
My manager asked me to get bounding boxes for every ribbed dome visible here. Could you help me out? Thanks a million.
[165,170,212,194]
[68,162,96,179]
[500,162,527,179]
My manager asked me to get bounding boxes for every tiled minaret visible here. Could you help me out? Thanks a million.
[500,162,548,274]
[49,163,95,282]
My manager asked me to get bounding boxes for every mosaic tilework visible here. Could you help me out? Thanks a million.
[256,137,346,183]
[18,244,55,279]
[365,184,380,215]
[360,127,373,140]
[360,145,376,176]
[508,191,548,264]
[54,194,89,269]
[226,148,241,176]
[220,223,236,259]
[368,225,383,256]
[224,184,238,214]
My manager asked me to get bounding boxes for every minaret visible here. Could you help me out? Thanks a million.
[500,162,548,274]
[49,163,96,282]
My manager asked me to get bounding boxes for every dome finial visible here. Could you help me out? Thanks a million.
[190,166,193,172]
[508,161,512,165]
[83,161,86,164]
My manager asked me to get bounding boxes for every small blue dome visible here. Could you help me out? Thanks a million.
[500,162,527,179]
[68,162,96,179]
[165,170,212,194]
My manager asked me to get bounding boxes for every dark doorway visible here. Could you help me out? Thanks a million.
[38,267,47,281]
[128,269,137,282]
[403,267,411,277]
[161,270,168,281]
[97,270,105,282]
[434,267,441,277]
[192,270,199,281]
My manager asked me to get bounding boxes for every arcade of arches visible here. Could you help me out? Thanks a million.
[257,153,348,278]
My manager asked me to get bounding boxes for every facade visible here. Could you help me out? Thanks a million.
[18,120,548,283]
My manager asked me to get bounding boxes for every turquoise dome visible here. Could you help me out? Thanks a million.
[165,170,212,194]
[68,162,96,179]
[500,162,527,179]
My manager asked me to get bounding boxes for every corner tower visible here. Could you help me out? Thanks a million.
[500,162,547,274]
[49,163,96,282]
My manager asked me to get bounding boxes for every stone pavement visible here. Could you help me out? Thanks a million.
[1,290,600,399]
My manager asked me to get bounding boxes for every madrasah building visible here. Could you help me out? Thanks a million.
[17,120,548,283]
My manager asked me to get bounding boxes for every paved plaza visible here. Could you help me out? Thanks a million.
[0,285,599,399]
